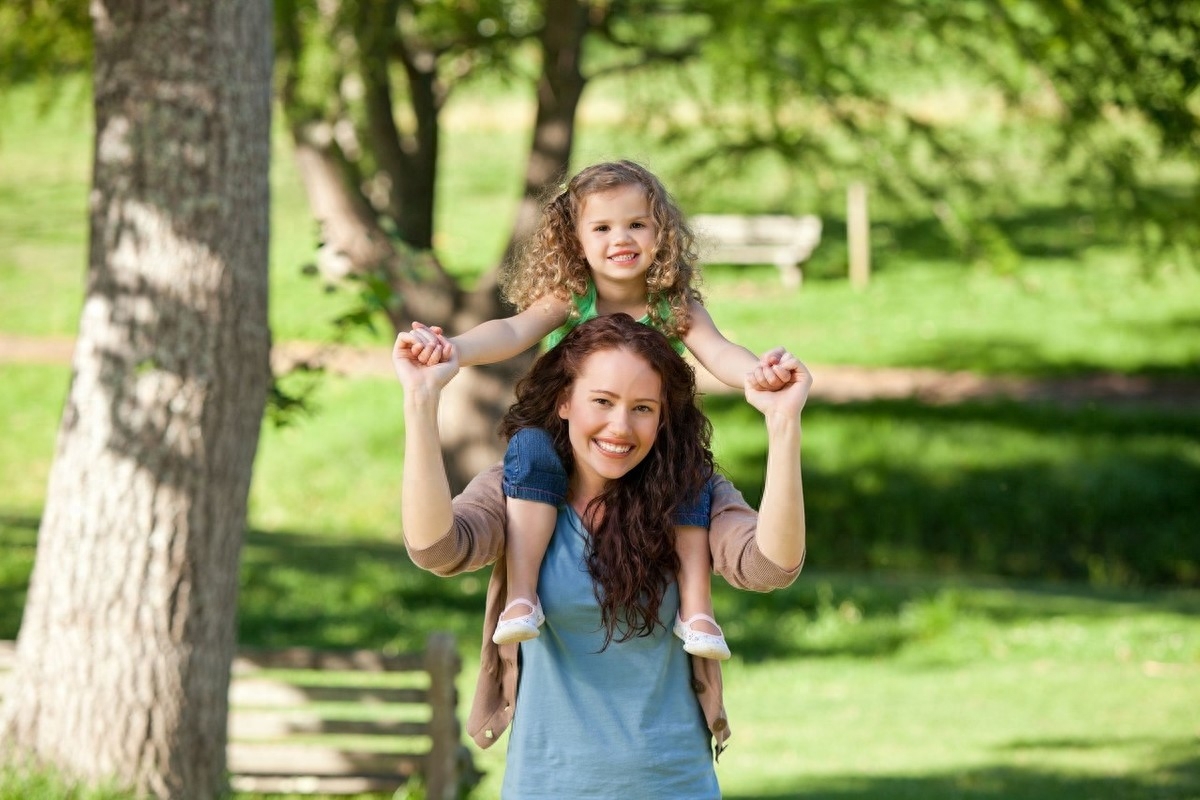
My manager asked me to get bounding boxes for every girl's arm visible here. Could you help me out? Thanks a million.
[404,295,570,368]
[681,302,795,391]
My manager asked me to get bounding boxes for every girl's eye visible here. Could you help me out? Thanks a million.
[631,221,646,229]
[593,225,609,233]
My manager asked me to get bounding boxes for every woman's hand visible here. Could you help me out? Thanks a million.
[745,346,801,391]
[392,328,461,395]
[395,321,454,366]
[745,354,812,419]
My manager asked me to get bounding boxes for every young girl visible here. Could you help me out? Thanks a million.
[397,160,799,661]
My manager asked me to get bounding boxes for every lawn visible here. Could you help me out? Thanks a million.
[1,75,1199,800]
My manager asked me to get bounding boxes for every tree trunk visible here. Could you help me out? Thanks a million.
[283,0,593,492]
[503,0,591,261]
[0,2,273,798]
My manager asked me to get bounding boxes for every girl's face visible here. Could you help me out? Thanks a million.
[575,184,657,289]
[558,346,663,498]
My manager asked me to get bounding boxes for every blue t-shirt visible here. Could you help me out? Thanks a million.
[501,505,719,799]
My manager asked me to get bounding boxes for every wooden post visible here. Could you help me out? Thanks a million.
[423,632,461,800]
[848,181,870,289]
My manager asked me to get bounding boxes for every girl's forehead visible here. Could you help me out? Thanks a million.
[579,183,650,212]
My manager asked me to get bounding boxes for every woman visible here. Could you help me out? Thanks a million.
[393,313,811,798]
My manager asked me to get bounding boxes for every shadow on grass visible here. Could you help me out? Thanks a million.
[704,394,1200,590]
[878,326,1200,380]
[0,513,37,639]
[810,194,1191,273]
[725,737,1200,799]
[238,528,487,652]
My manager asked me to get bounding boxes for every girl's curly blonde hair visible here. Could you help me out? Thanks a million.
[499,160,703,339]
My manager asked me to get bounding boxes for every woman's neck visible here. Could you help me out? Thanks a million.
[567,474,608,524]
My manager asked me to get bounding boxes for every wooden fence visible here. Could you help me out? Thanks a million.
[0,634,478,798]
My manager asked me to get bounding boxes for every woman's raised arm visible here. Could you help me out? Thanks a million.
[392,332,461,550]
[742,356,813,571]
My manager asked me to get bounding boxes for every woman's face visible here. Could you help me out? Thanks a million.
[557,346,663,496]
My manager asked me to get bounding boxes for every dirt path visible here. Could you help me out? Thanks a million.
[4,334,1198,412]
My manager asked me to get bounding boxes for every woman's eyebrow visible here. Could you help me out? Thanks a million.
[587,388,660,404]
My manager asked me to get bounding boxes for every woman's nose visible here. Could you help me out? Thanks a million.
[608,410,632,434]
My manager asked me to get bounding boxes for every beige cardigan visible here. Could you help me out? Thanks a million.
[404,463,803,755]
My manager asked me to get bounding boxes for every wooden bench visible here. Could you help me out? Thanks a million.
[0,634,478,799]
[692,213,823,289]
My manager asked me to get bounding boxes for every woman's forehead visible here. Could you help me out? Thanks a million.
[573,347,661,395]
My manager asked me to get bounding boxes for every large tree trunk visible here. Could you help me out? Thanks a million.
[282,0,592,491]
[504,0,591,260]
[0,2,273,797]
[438,0,593,490]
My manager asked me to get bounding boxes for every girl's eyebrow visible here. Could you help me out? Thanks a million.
[581,212,650,226]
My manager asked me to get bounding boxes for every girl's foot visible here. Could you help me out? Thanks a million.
[492,597,545,645]
[673,612,731,661]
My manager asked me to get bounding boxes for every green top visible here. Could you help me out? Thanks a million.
[543,281,684,354]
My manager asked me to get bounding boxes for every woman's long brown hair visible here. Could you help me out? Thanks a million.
[499,314,715,648]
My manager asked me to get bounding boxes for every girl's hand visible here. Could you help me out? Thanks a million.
[392,331,460,393]
[396,321,454,366]
[746,346,802,392]
[745,356,812,419]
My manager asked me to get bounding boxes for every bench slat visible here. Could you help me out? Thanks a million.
[227,743,422,777]
[234,647,424,673]
[230,711,430,740]
[230,679,427,707]
[229,774,415,794]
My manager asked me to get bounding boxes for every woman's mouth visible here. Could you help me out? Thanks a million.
[594,439,634,455]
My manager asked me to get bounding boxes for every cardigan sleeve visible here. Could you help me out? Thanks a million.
[404,463,508,576]
[706,474,804,592]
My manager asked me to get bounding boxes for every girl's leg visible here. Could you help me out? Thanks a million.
[674,525,731,660]
[501,498,557,615]
[494,427,566,645]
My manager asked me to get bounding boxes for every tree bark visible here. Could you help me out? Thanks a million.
[503,0,591,261]
[281,0,593,492]
[0,2,273,797]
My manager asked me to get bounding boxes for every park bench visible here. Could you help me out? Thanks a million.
[0,633,478,799]
[692,213,823,289]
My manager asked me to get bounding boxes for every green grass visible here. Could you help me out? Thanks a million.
[5,510,1198,799]
[3,74,1200,800]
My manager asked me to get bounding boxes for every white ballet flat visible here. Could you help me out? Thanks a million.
[673,612,731,661]
[492,597,546,645]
